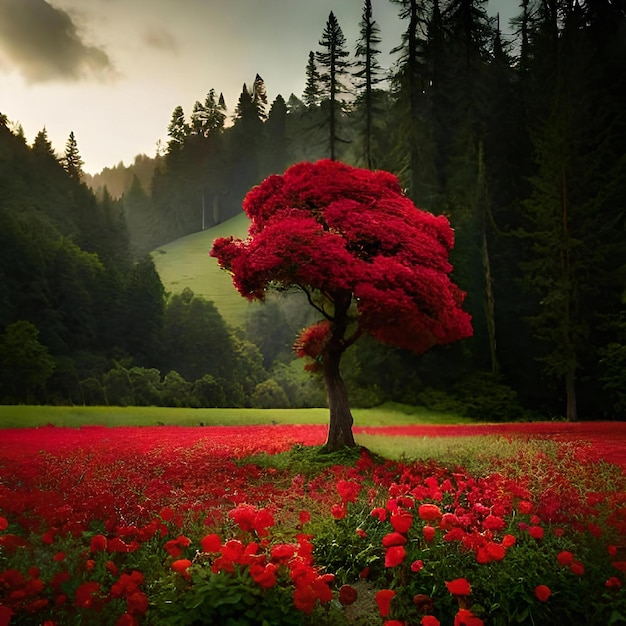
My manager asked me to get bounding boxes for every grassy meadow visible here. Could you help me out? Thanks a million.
[150,212,256,327]
[0,402,470,429]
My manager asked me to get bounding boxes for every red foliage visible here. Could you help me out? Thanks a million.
[211,160,473,356]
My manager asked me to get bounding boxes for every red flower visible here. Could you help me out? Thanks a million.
[171,559,192,578]
[482,515,505,531]
[557,550,574,566]
[569,560,585,576]
[375,589,396,617]
[454,608,484,626]
[90,534,107,552]
[535,585,551,602]
[421,617,440,626]
[518,501,533,514]
[411,559,424,572]
[331,504,346,519]
[606,577,622,589]
[338,584,358,606]
[74,581,101,609]
[371,507,387,522]
[608,545,618,556]
[390,510,413,533]
[382,532,407,547]
[502,534,516,548]
[201,533,221,553]
[384,621,405,626]
[250,563,277,588]
[127,591,149,615]
[528,526,544,540]
[299,511,311,525]
[337,480,361,503]
[485,542,506,561]
[446,578,471,596]
[418,504,442,521]
[423,525,436,542]
[385,545,406,567]
[612,561,626,572]
[0,516,9,531]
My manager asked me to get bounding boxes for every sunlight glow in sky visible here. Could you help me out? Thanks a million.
[0,0,517,174]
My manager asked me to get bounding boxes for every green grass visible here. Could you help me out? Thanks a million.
[0,402,470,429]
[150,212,258,327]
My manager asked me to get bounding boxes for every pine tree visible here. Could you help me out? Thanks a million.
[63,131,84,180]
[316,11,351,160]
[354,0,385,168]
[167,105,190,152]
[303,51,321,107]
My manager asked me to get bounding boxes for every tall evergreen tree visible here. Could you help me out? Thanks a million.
[354,0,385,168]
[303,51,321,108]
[316,11,351,160]
[166,105,190,152]
[62,131,84,181]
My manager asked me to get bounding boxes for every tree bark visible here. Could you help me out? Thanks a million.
[322,347,356,450]
[322,290,356,451]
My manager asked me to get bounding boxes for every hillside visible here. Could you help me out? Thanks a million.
[151,212,259,327]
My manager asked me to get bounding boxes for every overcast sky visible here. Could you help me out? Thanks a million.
[0,0,519,174]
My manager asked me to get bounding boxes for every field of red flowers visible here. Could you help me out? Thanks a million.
[1,422,625,625]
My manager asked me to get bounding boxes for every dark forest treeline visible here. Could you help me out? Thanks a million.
[2,0,626,419]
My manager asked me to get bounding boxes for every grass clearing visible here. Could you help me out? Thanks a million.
[0,402,469,429]
[150,212,257,327]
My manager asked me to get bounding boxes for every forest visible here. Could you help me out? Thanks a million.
[0,0,624,421]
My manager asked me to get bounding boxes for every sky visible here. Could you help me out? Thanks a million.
[0,0,519,174]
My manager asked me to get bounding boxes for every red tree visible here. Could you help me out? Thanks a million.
[211,160,472,451]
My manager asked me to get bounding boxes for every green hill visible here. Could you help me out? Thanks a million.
[151,212,260,327]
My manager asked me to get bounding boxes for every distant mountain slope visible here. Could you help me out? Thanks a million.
[151,212,258,327]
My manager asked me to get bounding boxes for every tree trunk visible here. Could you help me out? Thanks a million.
[322,347,356,451]
[322,291,356,451]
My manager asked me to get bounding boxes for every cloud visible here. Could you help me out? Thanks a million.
[0,0,115,83]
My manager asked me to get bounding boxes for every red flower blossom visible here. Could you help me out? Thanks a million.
[383,532,407,547]
[376,589,396,617]
[126,591,149,615]
[371,507,387,521]
[385,545,406,567]
[331,504,346,519]
[74,581,101,609]
[0,516,8,531]
[171,559,192,578]
[569,560,585,576]
[384,621,405,626]
[482,515,506,531]
[606,577,622,589]
[338,584,358,606]
[89,534,107,552]
[201,533,221,553]
[535,585,551,601]
[337,480,361,503]
[446,578,471,596]
[411,559,424,572]
[608,545,618,556]
[557,550,574,566]
[502,534,516,548]
[421,617,441,626]
[612,562,626,572]
[418,504,442,521]
[423,525,436,542]
[528,526,544,540]
[299,510,311,525]
[518,500,534,514]
[454,608,484,626]
[390,509,413,533]
[250,563,277,588]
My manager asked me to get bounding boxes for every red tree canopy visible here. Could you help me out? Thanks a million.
[211,159,472,355]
